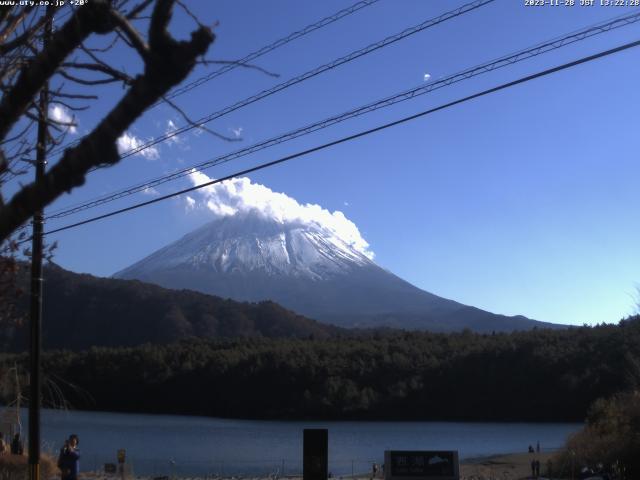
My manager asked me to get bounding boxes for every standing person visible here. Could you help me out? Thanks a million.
[10,433,24,455]
[0,432,7,454]
[58,439,67,479]
[58,434,80,480]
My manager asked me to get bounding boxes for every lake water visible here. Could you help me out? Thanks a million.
[19,408,581,477]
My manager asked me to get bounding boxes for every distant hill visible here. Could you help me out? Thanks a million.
[115,211,562,332]
[3,263,339,352]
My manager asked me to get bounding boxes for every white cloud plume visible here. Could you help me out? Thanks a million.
[166,120,183,145]
[187,171,374,259]
[48,105,77,134]
[423,73,431,81]
[117,132,160,160]
[142,186,159,196]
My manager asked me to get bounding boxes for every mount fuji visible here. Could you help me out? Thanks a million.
[114,210,556,332]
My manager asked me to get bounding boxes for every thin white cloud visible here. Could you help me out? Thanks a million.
[142,187,159,196]
[187,171,374,259]
[230,126,243,138]
[185,195,196,211]
[166,120,183,145]
[423,73,431,81]
[48,105,77,134]
[117,132,160,160]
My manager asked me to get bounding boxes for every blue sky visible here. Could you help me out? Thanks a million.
[12,0,640,326]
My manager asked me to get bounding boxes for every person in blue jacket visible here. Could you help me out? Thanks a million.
[58,434,80,480]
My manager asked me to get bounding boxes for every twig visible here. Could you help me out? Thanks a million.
[57,69,124,86]
[111,9,149,60]
[197,58,280,78]
[126,0,155,19]
[84,33,120,52]
[49,99,90,112]
[62,61,133,85]
[50,91,98,100]
[176,0,205,28]
[160,94,240,142]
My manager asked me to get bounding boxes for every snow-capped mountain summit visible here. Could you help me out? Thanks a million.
[115,210,556,332]
[119,210,373,281]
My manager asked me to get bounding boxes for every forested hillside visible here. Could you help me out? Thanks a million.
[1,263,339,351]
[2,317,638,421]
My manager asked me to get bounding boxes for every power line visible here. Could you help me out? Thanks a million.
[39,37,640,239]
[120,0,495,159]
[48,0,382,156]
[44,9,640,221]
[45,8,639,219]
[49,0,495,161]
[163,0,381,102]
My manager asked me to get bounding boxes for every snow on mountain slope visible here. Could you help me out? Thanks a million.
[118,211,373,280]
[114,175,556,332]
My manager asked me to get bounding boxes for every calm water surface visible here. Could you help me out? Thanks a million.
[20,408,581,476]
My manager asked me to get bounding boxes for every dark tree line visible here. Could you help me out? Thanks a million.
[2,316,638,422]
[1,262,339,352]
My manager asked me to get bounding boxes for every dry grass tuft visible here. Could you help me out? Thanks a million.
[0,453,59,480]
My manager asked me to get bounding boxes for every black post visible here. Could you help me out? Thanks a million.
[303,429,328,480]
[28,9,52,480]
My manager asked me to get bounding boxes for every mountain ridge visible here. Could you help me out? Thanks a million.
[115,211,562,332]
[2,262,340,352]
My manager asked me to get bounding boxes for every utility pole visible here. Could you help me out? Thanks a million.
[29,8,52,480]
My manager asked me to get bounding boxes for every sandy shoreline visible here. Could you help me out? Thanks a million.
[460,451,556,480]
[80,451,560,480]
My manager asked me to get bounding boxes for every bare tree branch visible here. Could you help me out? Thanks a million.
[62,61,133,85]
[84,34,120,53]
[197,58,280,78]
[160,94,239,143]
[0,7,13,25]
[0,0,115,141]
[0,8,32,43]
[57,69,124,86]
[50,91,98,100]
[49,100,90,112]
[0,119,36,146]
[126,0,155,19]
[175,0,204,29]
[110,10,149,60]
[0,0,214,242]
[0,11,49,55]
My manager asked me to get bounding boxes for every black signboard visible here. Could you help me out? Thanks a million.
[303,429,328,480]
[384,451,459,480]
